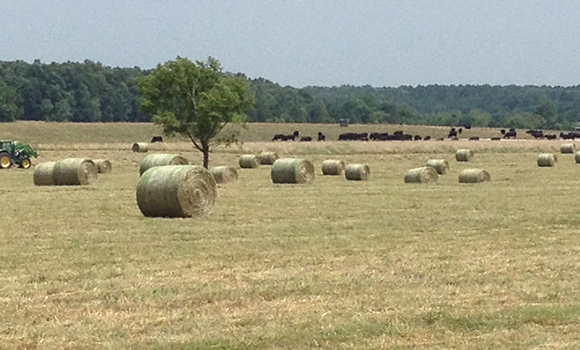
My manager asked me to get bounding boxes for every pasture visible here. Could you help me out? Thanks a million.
[1,122,580,349]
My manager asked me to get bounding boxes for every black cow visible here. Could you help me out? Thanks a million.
[338,132,369,141]
[526,130,544,139]
[491,137,501,141]
[300,136,312,142]
[390,132,413,141]
[317,132,326,141]
[423,136,431,141]
[458,128,463,134]
[273,131,299,141]
[464,124,472,130]
[414,135,422,141]
[370,132,389,141]
[560,132,577,140]
[502,128,517,139]
[545,134,557,140]
[448,128,458,138]
[468,136,480,141]
[151,136,163,143]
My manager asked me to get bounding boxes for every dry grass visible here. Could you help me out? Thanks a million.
[1,122,580,349]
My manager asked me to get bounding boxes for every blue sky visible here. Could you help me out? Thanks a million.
[2,0,579,87]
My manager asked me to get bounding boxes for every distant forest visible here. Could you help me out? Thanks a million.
[1,60,579,130]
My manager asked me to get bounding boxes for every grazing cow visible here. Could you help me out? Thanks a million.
[545,134,557,140]
[469,136,480,141]
[414,135,422,141]
[423,136,431,141]
[338,132,369,141]
[448,128,458,138]
[389,132,412,141]
[370,132,389,141]
[502,128,517,139]
[526,130,544,139]
[272,130,300,141]
[300,136,313,142]
[317,132,326,141]
[560,132,576,140]
[458,128,463,134]
[151,136,163,143]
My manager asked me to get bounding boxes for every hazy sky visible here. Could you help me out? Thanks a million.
[2,0,580,87]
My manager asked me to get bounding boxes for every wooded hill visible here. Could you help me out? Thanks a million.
[1,60,578,130]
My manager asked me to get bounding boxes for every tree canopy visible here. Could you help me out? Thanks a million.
[1,59,579,130]
[138,57,255,168]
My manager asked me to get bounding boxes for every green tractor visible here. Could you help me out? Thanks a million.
[0,140,38,169]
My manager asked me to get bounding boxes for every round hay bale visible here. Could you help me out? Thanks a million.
[561,143,575,154]
[139,154,189,176]
[425,159,449,175]
[52,158,98,186]
[345,164,370,181]
[209,166,238,184]
[33,162,55,186]
[93,159,112,174]
[537,153,557,167]
[136,165,217,218]
[258,152,279,165]
[575,151,580,164]
[404,167,439,183]
[132,142,149,153]
[321,159,346,175]
[455,149,473,162]
[239,154,260,169]
[458,169,491,183]
[271,158,315,184]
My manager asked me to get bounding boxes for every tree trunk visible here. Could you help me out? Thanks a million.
[202,140,209,169]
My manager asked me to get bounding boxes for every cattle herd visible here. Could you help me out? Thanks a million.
[271,127,580,142]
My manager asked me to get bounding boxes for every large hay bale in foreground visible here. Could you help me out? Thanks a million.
[404,167,439,183]
[258,152,279,165]
[271,158,315,184]
[321,159,346,175]
[345,164,370,181]
[33,162,56,186]
[209,166,238,184]
[139,154,189,176]
[52,158,98,186]
[455,149,473,162]
[239,154,260,169]
[425,159,449,175]
[458,169,491,183]
[132,142,149,153]
[136,165,217,218]
[537,153,557,167]
[575,151,580,164]
[561,143,575,154]
[93,159,112,174]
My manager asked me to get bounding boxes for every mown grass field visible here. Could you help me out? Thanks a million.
[1,122,580,349]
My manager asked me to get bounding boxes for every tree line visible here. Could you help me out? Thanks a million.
[1,59,579,130]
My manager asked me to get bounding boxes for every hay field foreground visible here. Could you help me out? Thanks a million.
[1,128,580,348]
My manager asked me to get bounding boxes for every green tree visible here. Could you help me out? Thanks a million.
[138,57,255,168]
[0,77,23,122]
[469,109,491,127]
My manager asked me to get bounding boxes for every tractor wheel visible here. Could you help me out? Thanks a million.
[19,158,31,169]
[0,152,12,169]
